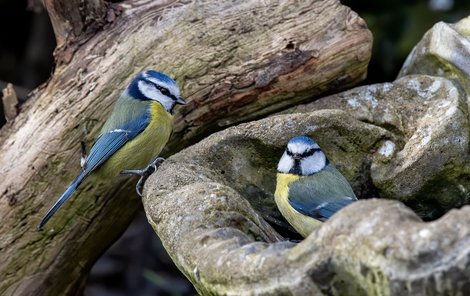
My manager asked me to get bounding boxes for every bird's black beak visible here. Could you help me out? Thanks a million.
[175,97,186,105]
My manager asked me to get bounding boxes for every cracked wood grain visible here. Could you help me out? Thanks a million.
[0,0,371,294]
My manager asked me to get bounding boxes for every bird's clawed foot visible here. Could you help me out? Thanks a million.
[120,157,165,196]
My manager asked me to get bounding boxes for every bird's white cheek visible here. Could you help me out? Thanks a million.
[138,80,160,100]
[138,80,174,111]
[301,153,326,175]
[146,77,180,98]
[277,153,294,173]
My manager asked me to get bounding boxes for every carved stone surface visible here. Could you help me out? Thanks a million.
[286,74,469,220]
[143,111,470,295]
[398,16,470,92]
[285,16,470,220]
[143,16,470,295]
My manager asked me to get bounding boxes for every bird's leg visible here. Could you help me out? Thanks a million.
[120,157,165,196]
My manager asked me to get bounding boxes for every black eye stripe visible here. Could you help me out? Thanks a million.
[149,81,178,101]
[286,148,321,158]
[301,148,321,158]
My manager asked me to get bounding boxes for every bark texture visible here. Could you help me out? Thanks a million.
[2,84,18,122]
[42,0,107,62]
[0,0,371,295]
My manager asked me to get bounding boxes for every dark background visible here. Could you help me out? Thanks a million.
[0,0,468,295]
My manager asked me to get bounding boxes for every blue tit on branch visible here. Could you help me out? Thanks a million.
[38,70,185,229]
[274,136,357,237]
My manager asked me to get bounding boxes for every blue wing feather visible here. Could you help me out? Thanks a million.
[83,108,150,174]
[290,198,355,221]
[38,100,151,229]
[287,164,357,221]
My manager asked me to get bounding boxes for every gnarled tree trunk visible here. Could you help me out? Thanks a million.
[0,0,371,295]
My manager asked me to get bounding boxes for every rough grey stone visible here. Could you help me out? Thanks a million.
[142,112,470,294]
[285,75,470,219]
[142,16,470,296]
[398,16,470,92]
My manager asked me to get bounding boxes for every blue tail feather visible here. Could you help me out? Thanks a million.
[37,172,87,229]
[311,198,355,220]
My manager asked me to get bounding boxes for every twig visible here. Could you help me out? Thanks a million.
[2,83,18,122]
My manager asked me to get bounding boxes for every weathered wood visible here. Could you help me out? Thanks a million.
[0,0,371,295]
[42,0,107,62]
[2,84,18,122]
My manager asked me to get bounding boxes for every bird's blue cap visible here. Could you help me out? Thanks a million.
[288,136,317,146]
[127,70,185,106]
[142,70,177,85]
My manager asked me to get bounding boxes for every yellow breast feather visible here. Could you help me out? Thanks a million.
[96,102,173,177]
[275,173,322,237]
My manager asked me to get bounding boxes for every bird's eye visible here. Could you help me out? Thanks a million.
[154,84,178,101]
[286,148,319,158]
[299,148,320,158]
[156,85,169,96]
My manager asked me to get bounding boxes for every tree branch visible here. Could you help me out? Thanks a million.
[0,0,371,294]
[42,0,107,62]
[1,84,18,122]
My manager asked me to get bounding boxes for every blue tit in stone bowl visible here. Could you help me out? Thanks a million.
[274,136,357,237]
[38,70,185,229]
